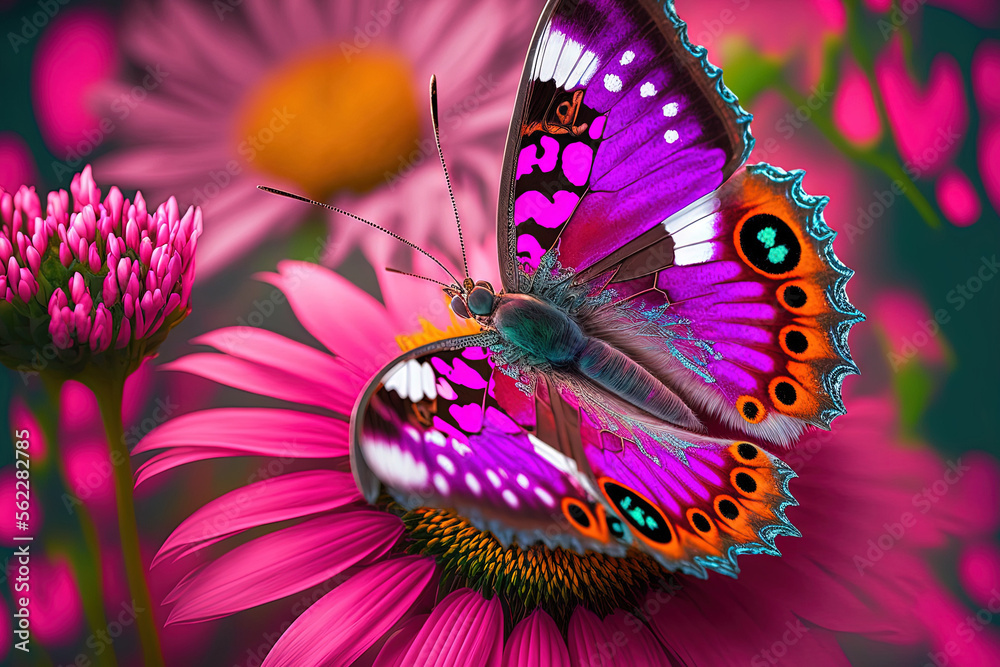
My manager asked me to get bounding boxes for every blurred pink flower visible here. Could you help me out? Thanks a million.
[876,37,968,179]
[32,8,117,163]
[959,542,1000,609]
[0,466,43,548]
[871,288,950,371]
[833,61,882,147]
[9,397,47,464]
[0,132,36,193]
[935,167,981,226]
[973,40,1000,216]
[136,260,997,665]
[674,0,844,86]
[96,0,541,277]
[28,556,85,647]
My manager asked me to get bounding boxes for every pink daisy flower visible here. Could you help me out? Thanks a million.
[96,0,541,277]
[138,260,1000,666]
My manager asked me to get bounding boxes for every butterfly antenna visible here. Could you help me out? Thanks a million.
[257,185,462,287]
[384,266,450,287]
[429,75,470,280]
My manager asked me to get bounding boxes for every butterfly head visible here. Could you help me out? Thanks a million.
[445,280,497,323]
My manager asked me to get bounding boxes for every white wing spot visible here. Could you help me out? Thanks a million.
[466,473,482,496]
[452,439,472,456]
[516,473,530,489]
[433,473,449,495]
[620,50,635,66]
[664,129,680,144]
[502,489,520,508]
[436,454,455,475]
[663,102,679,117]
[640,82,657,97]
[426,431,446,447]
[604,74,623,93]
[487,470,502,488]
[535,487,556,507]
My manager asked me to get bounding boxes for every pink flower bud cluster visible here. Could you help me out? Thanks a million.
[0,165,201,356]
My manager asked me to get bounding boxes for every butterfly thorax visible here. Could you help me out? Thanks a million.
[491,293,586,367]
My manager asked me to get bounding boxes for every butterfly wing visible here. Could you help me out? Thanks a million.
[498,0,751,287]
[351,338,798,577]
[498,0,861,445]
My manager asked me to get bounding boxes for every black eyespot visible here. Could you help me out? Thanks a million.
[602,479,672,544]
[774,381,797,406]
[691,512,712,533]
[737,443,758,461]
[567,503,590,528]
[558,102,570,115]
[607,516,625,538]
[450,295,471,319]
[467,287,495,316]
[718,499,740,520]
[783,285,807,308]
[785,330,809,354]
[738,214,801,275]
[742,401,759,420]
[735,472,758,494]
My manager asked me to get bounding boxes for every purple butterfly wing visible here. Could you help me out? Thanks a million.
[498,0,751,284]
[350,339,630,555]
[351,339,799,577]
[499,0,862,445]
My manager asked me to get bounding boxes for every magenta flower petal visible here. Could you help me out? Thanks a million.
[262,556,437,667]
[397,588,504,667]
[134,408,347,456]
[163,353,355,412]
[502,610,569,667]
[134,408,348,485]
[154,470,360,565]
[192,326,350,381]
[258,261,400,371]
[374,614,431,667]
[166,510,403,624]
[602,611,670,664]
[567,607,615,666]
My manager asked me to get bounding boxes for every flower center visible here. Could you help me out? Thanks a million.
[236,49,420,200]
[401,507,668,626]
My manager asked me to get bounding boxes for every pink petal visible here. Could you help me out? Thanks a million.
[374,615,430,667]
[155,470,361,564]
[262,556,437,667]
[134,408,347,455]
[398,589,503,667]
[602,611,669,665]
[567,607,615,667]
[502,610,569,667]
[163,353,356,413]
[191,327,360,396]
[257,261,399,375]
[166,511,403,624]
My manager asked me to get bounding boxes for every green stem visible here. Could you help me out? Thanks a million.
[38,378,118,667]
[88,373,164,667]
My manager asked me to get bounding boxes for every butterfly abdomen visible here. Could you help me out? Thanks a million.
[577,338,700,430]
[492,294,700,430]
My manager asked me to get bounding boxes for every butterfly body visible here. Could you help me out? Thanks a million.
[350,0,863,578]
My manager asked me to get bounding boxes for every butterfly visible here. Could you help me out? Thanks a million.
[344,0,863,579]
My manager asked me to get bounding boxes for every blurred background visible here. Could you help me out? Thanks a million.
[0,0,997,664]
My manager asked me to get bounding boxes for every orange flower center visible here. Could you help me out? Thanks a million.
[236,49,420,200]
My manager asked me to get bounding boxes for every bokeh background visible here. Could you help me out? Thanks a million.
[0,0,998,664]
